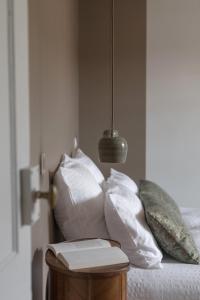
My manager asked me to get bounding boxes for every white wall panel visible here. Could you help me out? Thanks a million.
[147,0,200,207]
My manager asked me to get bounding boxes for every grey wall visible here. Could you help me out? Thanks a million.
[146,0,200,207]
[79,0,146,181]
[29,0,79,299]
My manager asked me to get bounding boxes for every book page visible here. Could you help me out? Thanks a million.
[47,239,111,257]
[58,247,129,270]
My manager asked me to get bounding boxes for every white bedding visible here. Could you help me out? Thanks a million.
[128,257,200,300]
[128,207,200,300]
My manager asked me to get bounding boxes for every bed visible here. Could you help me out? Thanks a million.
[127,207,200,300]
[52,151,200,300]
[128,256,200,300]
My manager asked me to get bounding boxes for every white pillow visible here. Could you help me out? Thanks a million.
[68,148,104,185]
[181,207,200,251]
[103,168,138,194]
[54,157,109,240]
[104,170,163,269]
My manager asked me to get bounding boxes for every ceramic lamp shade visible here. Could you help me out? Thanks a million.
[98,129,128,163]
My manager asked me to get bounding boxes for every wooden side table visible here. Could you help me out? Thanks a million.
[45,240,129,300]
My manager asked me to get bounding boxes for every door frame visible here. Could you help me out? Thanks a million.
[0,0,31,298]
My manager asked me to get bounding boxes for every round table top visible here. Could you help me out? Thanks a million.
[45,239,130,279]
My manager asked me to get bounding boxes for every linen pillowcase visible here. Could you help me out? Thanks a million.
[54,157,109,240]
[139,180,200,264]
[104,170,163,269]
[103,168,138,194]
[68,148,104,185]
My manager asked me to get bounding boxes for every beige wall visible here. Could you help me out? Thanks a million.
[29,2,200,298]
[146,0,200,207]
[30,0,145,298]
[79,0,146,181]
[29,0,79,299]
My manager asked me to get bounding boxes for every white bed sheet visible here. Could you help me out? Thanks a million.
[128,257,200,300]
[128,207,200,300]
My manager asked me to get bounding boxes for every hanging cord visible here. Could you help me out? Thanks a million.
[111,0,115,132]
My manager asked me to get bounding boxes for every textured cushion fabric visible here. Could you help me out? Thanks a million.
[69,148,104,185]
[54,157,109,240]
[139,180,200,264]
[104,170,163,269]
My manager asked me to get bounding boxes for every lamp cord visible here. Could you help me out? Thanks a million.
[111,0,115,131]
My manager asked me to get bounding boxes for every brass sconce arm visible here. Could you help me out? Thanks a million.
[34,185,57,209]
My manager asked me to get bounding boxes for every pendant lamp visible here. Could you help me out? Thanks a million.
[98,0,128,163]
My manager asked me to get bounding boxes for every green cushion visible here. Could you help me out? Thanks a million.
[139,180,200,264]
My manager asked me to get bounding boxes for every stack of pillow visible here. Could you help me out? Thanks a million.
[54,149,200,269]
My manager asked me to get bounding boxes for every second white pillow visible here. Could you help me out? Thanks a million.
[104,170,163,269]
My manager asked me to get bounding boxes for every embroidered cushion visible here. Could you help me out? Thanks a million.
[139,180,200,264]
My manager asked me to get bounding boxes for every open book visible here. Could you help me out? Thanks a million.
[47,239,129,271]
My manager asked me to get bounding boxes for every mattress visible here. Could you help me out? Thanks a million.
[128,207,200,300]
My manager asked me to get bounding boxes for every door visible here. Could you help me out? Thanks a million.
[0,0,31,299]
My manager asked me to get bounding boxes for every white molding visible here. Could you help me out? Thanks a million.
[0,0,18,269]
[7,0,18,254]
